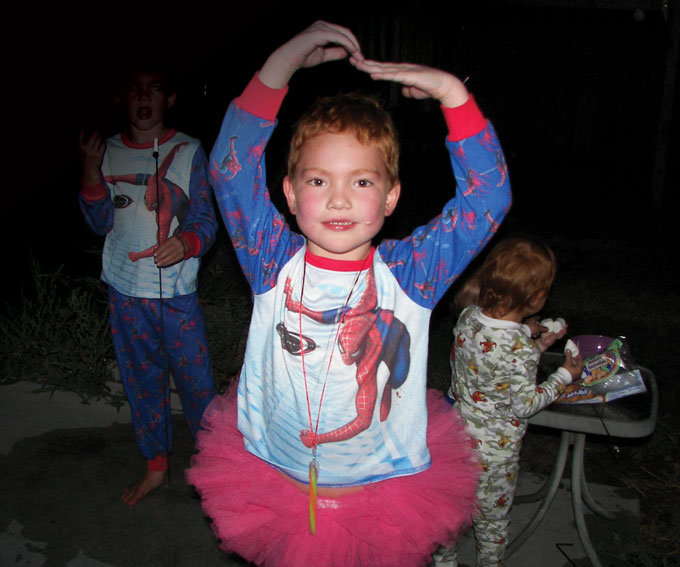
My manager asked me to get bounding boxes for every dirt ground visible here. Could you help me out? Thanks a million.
[0,416,248,567]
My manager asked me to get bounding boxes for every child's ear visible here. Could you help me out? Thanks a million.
[283,175,297,214]
[529,290,548,312]
[166,93,176,109]
[384,181,401,216]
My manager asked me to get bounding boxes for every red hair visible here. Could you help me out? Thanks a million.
[477,237,556,318]
[288,93,399,184]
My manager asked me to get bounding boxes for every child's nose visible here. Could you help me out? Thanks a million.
[327,186,351,209]
[137,87,151,100]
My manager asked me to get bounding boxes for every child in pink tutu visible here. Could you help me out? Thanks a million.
[186,21,512,567]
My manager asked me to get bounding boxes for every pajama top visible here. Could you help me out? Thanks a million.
[79,130,217,298]
[210,74,512,487]
[451,305,571,445]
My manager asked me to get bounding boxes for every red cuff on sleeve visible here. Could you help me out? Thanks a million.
[80,181,108,201]
[442,95,487,142]
[179,231,201,259]
[234,72,288,121]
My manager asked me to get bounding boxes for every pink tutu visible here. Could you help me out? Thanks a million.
[186,387,479,567]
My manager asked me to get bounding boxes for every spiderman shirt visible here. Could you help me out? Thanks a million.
[80,130,217,298]
[210,74,512,487]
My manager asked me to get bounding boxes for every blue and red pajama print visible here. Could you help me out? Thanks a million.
[108,287,216,460]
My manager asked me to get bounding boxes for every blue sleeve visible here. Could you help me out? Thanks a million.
[78,182,114,236]
[181,145,218,256]
[379,122,512,309]
[209,102,304,291]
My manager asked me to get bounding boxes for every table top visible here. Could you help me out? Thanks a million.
[529,352,658,438]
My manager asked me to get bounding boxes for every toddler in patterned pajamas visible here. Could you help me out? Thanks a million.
[447,237,583,567]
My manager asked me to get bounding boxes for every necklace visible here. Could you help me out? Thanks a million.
[298,252,367,534]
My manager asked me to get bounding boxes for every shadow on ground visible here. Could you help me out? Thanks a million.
[0,417,249,566]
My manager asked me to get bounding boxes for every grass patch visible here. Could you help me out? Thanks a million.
[0,256,124,408]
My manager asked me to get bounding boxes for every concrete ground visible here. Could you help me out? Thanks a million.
[0,381,640,566]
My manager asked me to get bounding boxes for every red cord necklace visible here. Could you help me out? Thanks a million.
[297,253,367,534]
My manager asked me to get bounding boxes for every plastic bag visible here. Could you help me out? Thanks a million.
[555,337,646,404]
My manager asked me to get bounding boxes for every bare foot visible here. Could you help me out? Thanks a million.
[121,469,168,506]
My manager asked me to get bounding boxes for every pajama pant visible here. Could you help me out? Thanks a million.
[108,287,216,462]
[451,414,523,567]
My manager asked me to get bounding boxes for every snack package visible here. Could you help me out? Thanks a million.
[555,337,646,404]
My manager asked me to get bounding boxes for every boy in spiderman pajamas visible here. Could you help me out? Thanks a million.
[187,21,511,566]
[79,64,217,505]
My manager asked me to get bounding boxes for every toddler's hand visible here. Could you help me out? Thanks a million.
[535,331,558,353]
[562,350,583,382]
[535,325,569,353]
[524,316,548,338]
[260,21,363,89]
[351,59,469,108]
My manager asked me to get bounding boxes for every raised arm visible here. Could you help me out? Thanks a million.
[259,20,363,89]
[351,59,469,108]
[361,60,512,307]
[211,22,365,289]
[78,130,113,235]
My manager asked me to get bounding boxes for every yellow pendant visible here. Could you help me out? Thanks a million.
[308,457,318,535]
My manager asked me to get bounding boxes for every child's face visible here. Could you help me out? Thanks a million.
[119,71,175,140]
[283,132,400,261]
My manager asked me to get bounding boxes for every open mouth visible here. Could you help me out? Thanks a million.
[137,107,152,120]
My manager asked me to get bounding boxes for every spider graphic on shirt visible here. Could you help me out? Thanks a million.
[105,142,189,262]
[279,266,411,447]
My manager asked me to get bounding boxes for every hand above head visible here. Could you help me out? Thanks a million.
[351,59,469,108]
[79,129,106,187]
[259,20,363,89]
[154,235,189,268]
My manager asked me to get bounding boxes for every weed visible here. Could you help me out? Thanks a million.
[0,256,124,407]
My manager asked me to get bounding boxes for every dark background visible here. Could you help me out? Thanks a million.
[6,1,678,291]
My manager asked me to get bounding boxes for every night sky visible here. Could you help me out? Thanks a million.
[6,3,678,292]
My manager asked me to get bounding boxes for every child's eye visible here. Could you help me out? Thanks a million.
[356,179,374,188]
[307,178,325,187]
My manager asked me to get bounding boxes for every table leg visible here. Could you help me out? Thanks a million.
[506,430,571,558]
[580,465,615,520]
[513,475,549,504]
[572,433,611,567]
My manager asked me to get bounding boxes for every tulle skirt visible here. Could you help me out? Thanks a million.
[186,387,479,567]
